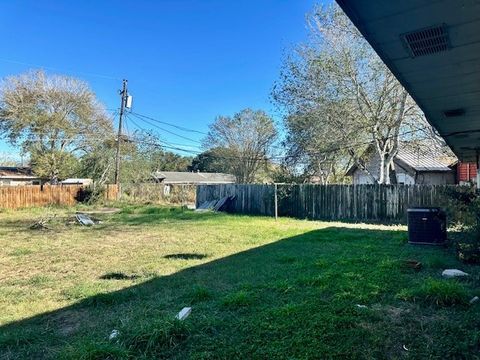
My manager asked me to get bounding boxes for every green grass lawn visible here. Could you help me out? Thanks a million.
[0,205,479,359]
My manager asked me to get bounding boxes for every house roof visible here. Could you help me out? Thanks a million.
[61,178,93,184]
[346,147,455,176]
[0,166,39,179]
[396,148,453,172]
[153,171,236,184]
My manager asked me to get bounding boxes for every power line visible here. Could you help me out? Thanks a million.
[125,117,288,160]
[126,114,202,150]
[130,111,208,135]
[128,111,289,152]
[129,112,203,144]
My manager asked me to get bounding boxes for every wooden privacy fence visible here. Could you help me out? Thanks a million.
[0,184,119,210]
[196,184,454,223]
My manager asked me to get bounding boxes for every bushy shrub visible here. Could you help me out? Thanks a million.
[75,185,105,204]
[440,185,478,226]
[442,187,480,263]
[456,223,480,264]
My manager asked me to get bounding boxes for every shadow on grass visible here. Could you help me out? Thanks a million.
[99,272,141,281]
[1,226,477,359]
[164,253,208,260]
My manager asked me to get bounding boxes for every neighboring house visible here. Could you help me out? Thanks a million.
[152,171,236,185]
[60,178,93,186]
[346,148,456,185]
[0,166,42,186]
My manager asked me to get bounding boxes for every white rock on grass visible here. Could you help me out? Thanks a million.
[109,329,119,340]
[442,269,469,278]
[176,307,192,321]
[470,296,479,305]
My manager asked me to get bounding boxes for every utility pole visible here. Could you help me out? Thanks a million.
[114,79,128,184]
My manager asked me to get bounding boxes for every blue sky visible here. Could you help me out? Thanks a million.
[0,0,323,159]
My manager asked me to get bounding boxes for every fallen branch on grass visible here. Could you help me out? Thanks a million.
[29,214,56,230]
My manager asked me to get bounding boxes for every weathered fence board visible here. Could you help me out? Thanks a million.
[0,184,119,209]
[197,184,453,223]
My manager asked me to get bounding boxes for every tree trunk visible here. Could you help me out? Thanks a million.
[389,165,397,184]
[378,152,387,184]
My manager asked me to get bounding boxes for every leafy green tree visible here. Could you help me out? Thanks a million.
[78,138,118,184]
[30,150,80,181]
[0,70,113,182]
[150,150,192,172]
[204,109,277,183]
[188,148,230,173]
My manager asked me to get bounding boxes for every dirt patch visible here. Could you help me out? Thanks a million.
[372,304,412,324]
[50,309,87,336]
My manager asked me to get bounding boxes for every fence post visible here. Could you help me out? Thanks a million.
[181,184,186,207]
[274,183,278,220]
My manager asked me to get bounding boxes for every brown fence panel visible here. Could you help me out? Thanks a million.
[104,184,119,201]
[0,184,120,209]
[196,184,454,223]
[0,185,82,209]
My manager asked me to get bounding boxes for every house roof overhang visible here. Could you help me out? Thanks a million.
[0,176,39,180]
[336,0,480,162]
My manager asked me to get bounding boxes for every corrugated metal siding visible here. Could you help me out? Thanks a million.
[396,149,452,172]
[154,171,236,184]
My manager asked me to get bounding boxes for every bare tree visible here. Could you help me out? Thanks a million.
[0,70,113,182]
[0,152,20,166]
[204,109,277,183]
[274,4,445,184]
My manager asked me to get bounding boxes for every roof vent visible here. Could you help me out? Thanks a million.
[443,108,465,118]
[401,24,450,58]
